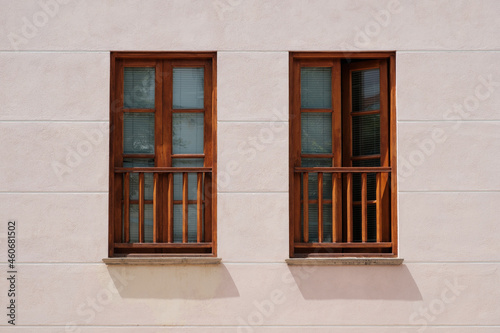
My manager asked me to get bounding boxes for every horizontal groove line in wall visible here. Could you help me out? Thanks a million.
[399,190,500,193]
[0,50,110,53]
[7,261,500,265]
[396,49,500,53]
[218,120,288,123]
[8,324,500,328]
[3,49,500,53]
[218,191,288,194]
[398,120,500,123]
[0,120,108,123]
[0,191,108,194]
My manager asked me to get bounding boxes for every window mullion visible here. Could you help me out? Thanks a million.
[153,60,164,243]
[332,60,343,244]
[332,59,342,168]
[162,61,173,243]
[163,61,173,167]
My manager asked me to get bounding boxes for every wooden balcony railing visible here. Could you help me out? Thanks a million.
[114,167,212,249]
[294,167,392,251]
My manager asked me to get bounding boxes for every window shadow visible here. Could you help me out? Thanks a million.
[106,263,239,300]
[288,264,422,300]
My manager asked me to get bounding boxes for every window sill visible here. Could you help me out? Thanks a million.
[286,258,404,266]
[102,257,222,265]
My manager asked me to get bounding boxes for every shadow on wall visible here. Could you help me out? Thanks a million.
[288,264,422,301]
[106,264,239,300]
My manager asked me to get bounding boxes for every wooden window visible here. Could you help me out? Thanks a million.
[289,52,397,257]
[109,52,217,257]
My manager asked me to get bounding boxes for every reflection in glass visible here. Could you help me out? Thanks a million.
[123,113,155,154]
[301,113,332,154]
[173,67,204,109]
[301,67,332,109]
[172,113,204,154]
[123,159,154,201]
[124,67,155,109]
[352,68,380,112]
[301,158,333,201]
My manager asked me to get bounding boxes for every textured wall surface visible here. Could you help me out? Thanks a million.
[1,0,499,331]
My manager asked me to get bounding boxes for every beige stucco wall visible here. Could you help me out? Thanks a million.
[1,0,499,331]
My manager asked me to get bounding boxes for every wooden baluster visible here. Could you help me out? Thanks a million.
[182,172,188,243]
[197,172,203,243]
[303,172,309,243]
[293,172,301,244]
[361,172,367,243]
[318,172,323,243]
[203,172,212,242]
[376,172,382,243]
[138,172,145,243]
[346,173,353,242]
[167,173,174,243]
[153,173,158,243]
[332,173,341,243]
[123,173,130,243]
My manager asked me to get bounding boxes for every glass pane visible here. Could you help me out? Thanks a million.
[124,67,155,109]
[172,158,204,201]
[322,204,333,243]
[123,159,154,201]
[129,204,139,243]
[353,205,361,242]
[352,68,380,112]
[307,204,319,243]
[352,173,377,202]
[301,158,332,200]
[172,158,205,167]
[368,204,376,242]
[301,158,332,168]
[144,204,154,243]
[301,113,332,154]
[123,158,155,167]
[302,203,333,243]
[352,159,380,202]
[173,204,203,243]
[123,113,155,154]
[173,67,204,109]
[128,204,154,243]
[352,159,381,167]
[301,67,332,109]
[352,114,380,156]
[351,160,380,242]
[172,113,204,154]
[352,204,376,242]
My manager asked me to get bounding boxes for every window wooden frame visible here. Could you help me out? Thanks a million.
[289,52,397,258]
[109,52,217,257]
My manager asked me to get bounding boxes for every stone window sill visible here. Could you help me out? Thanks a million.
[102,257,222,265]
[286,258,404,266]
